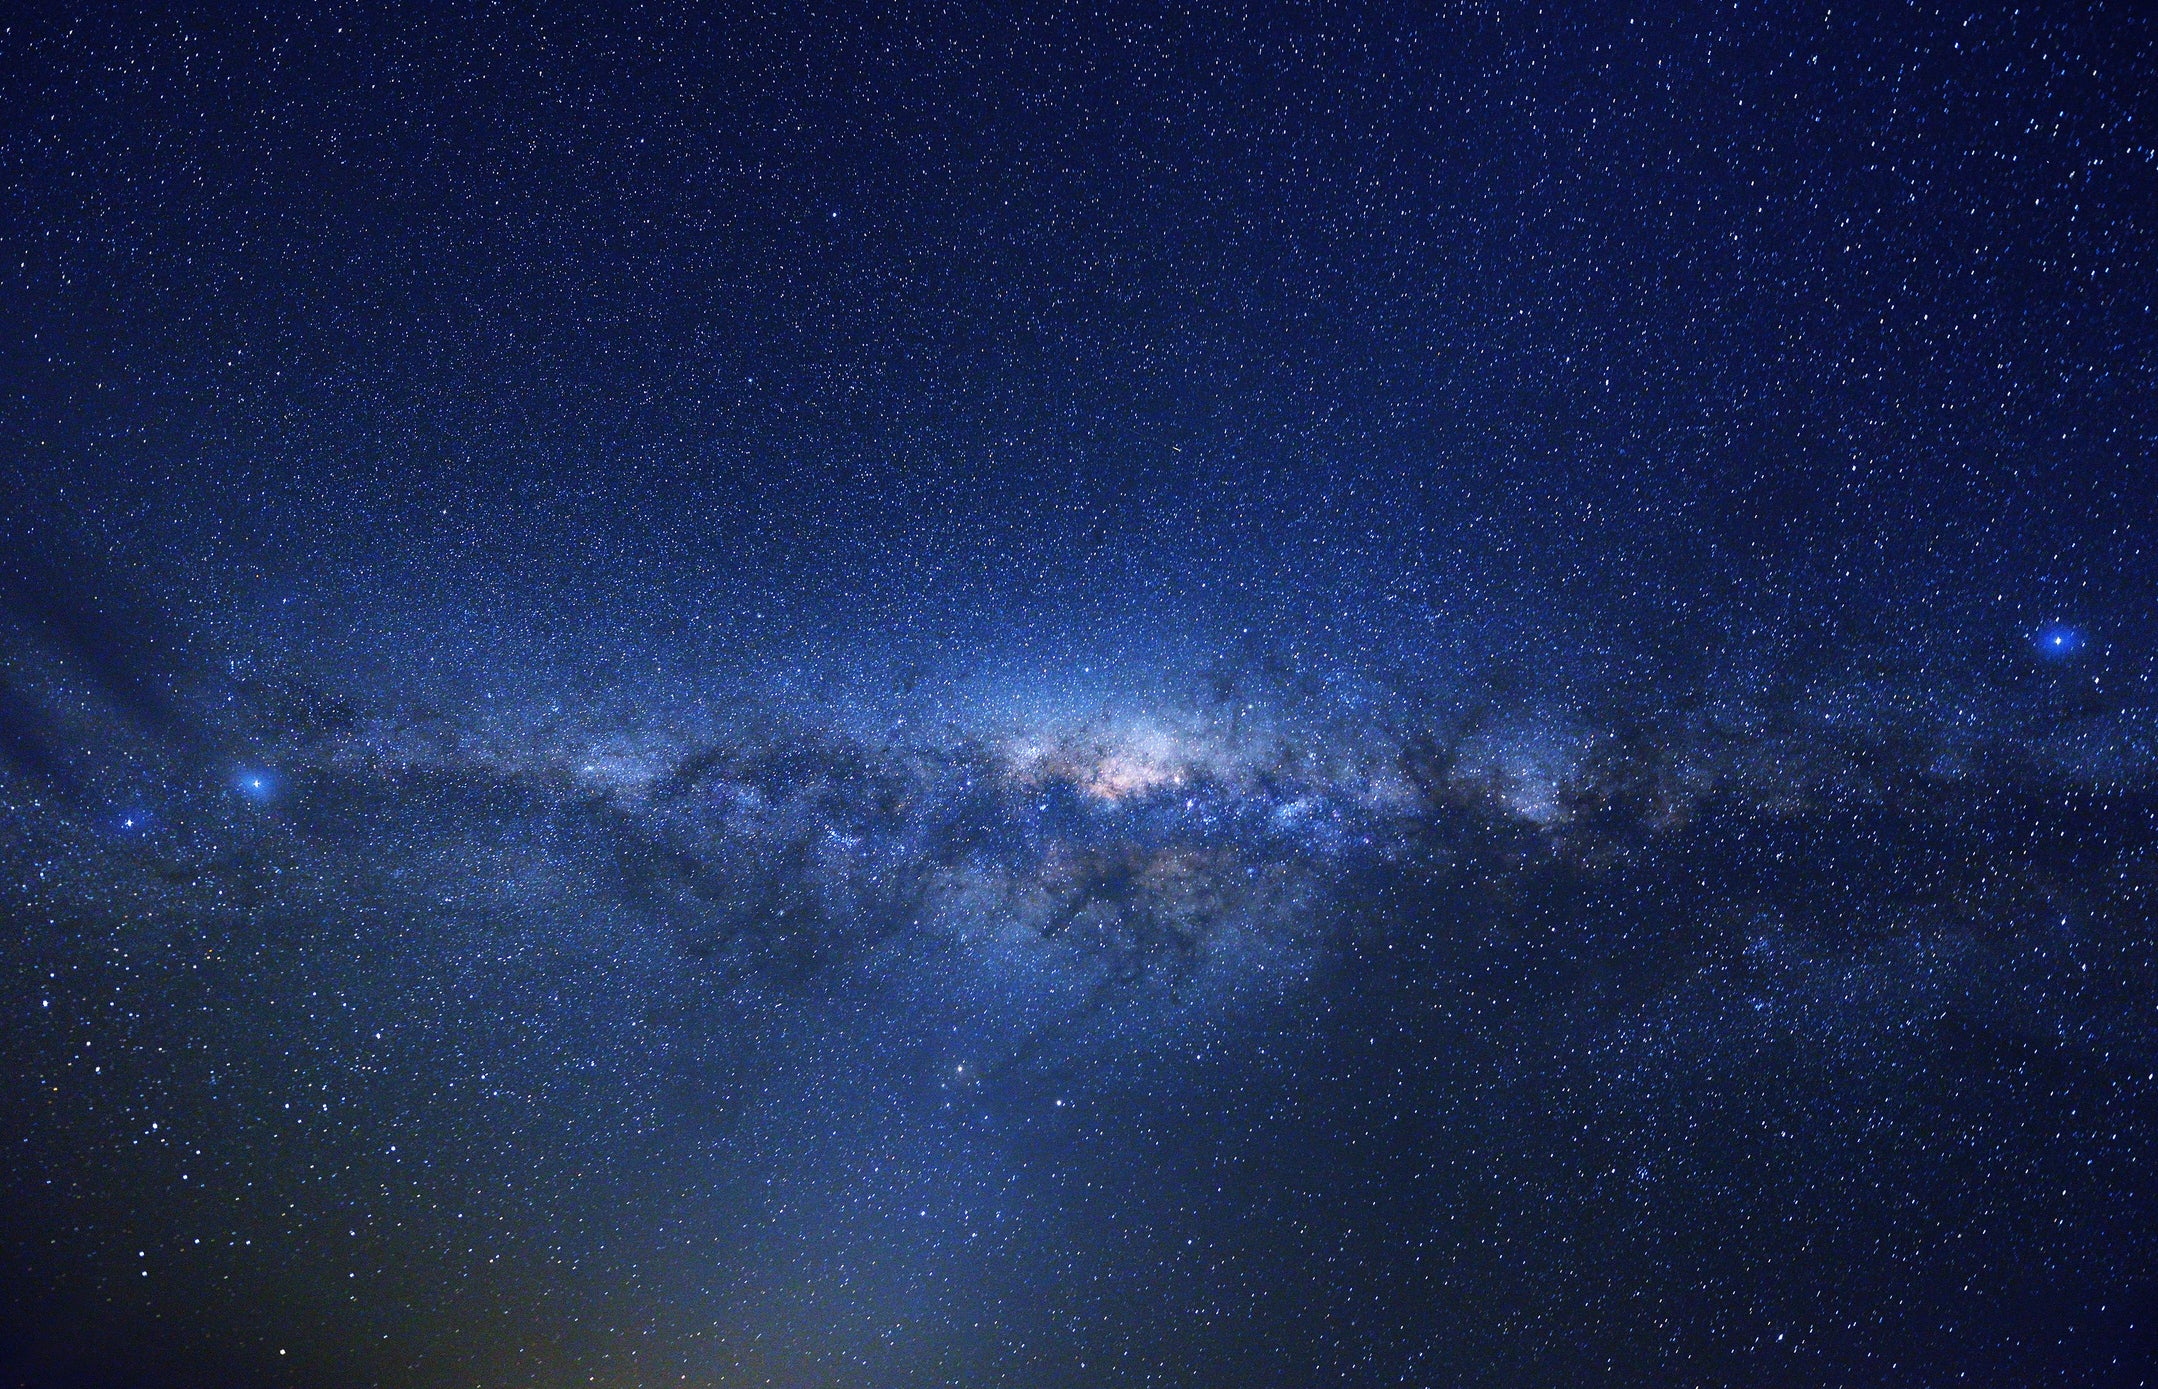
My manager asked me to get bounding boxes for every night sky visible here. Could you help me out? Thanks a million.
[4,4,2158,1386]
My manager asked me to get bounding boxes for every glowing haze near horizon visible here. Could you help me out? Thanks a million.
[4,5,2158,1387]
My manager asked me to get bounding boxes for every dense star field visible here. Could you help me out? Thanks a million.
[4,4,2158,1386]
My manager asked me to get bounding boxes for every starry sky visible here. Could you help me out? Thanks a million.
[4,4,2158,1386]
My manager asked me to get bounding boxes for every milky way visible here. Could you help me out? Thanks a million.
[6,576,2157,1385]
[6,4,2158,1386]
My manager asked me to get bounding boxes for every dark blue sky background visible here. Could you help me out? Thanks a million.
[8,3,2152,684]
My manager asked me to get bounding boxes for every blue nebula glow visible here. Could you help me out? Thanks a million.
[234,769,278,802]
[2034,623,2085,659]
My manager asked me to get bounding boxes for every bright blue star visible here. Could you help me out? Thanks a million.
[2034,623,2085,659]
[234,769,278,802]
